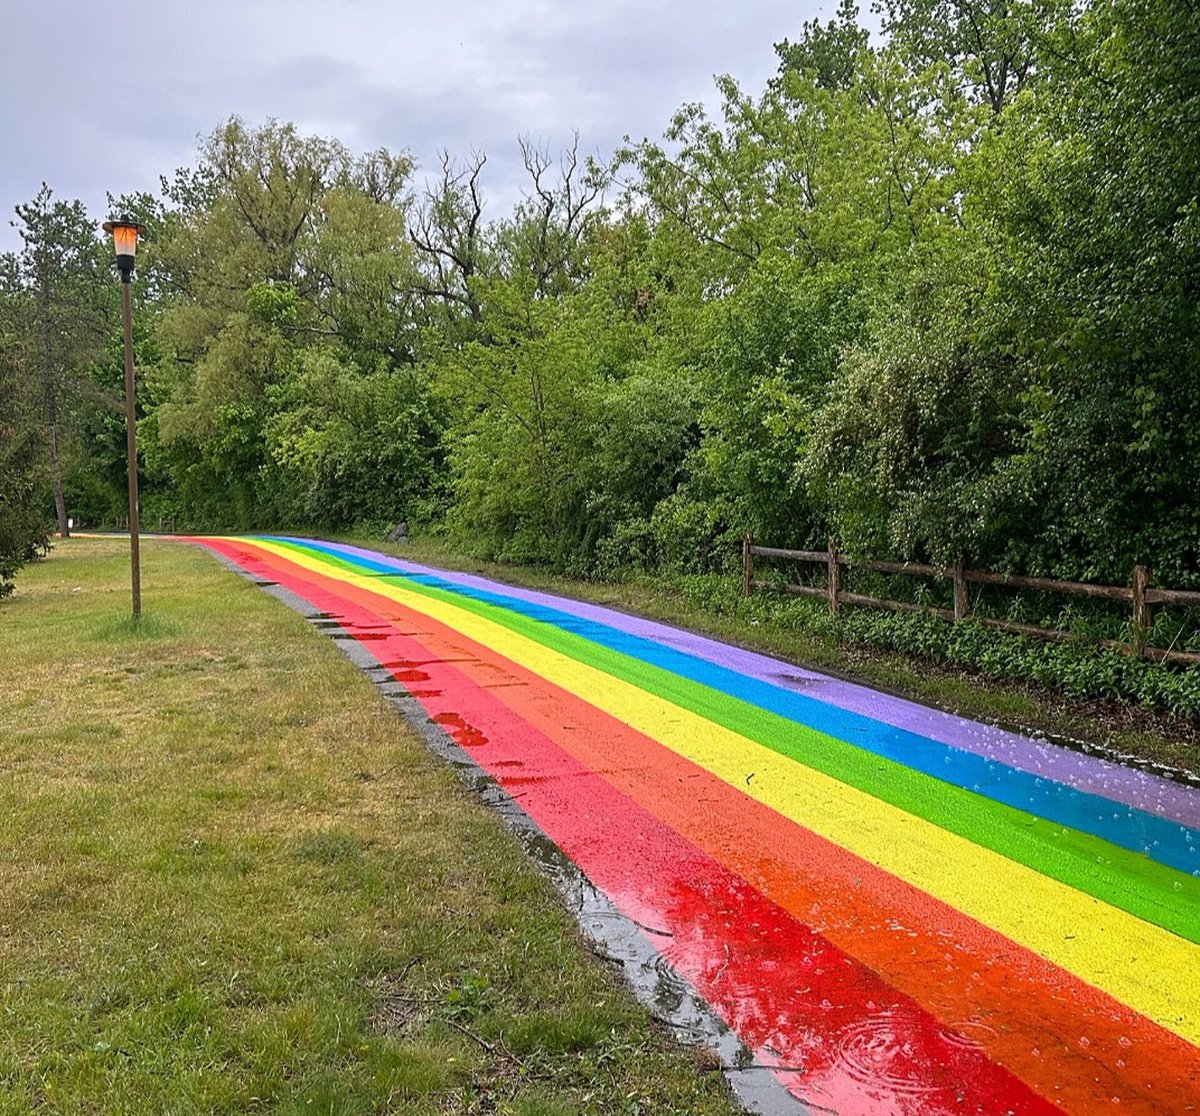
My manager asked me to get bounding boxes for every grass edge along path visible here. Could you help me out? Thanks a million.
[0,537,744,1115]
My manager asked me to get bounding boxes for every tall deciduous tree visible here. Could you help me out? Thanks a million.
[147,118,439,529]
[878,0,1064,113]
[775,0,870,92]
[427,136,611,559]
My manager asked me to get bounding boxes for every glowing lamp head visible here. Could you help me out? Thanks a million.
[102,218,147,281]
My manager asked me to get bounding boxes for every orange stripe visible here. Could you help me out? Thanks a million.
[212,540,1200,1112]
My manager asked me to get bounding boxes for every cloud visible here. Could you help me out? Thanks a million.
[0,0,835,249]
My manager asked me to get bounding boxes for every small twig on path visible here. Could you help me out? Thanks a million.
[712,943,731,984]
[631,918,673,938]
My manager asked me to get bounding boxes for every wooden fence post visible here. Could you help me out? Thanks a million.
[1132,564,1151,654]
[742,534,753,597]
[827,539,840,615]
[953,555,969,622]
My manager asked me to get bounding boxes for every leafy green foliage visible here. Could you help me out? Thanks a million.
[12,0,1200,708]
[0,341,50,596]
[1,185,115,539]
[131,118,441,531]
[776,0,870,92]
[263,352,446,529]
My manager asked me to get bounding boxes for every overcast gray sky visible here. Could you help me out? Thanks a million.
[0,0,848,251]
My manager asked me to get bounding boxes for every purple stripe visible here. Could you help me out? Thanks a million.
[327,541,1200,829]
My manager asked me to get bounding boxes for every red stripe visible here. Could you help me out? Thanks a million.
[202,538,1066,1113]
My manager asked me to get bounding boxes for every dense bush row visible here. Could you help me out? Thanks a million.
[672,573,1200,720]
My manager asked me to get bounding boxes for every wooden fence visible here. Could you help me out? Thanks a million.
[741,537,1200,666]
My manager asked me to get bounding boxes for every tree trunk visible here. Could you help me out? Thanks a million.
[44,378,69,538]
[39,277,69,538]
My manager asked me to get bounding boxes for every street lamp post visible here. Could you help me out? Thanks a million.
[102,218,147,618]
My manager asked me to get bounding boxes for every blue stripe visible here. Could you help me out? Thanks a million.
[274,536,1200,879]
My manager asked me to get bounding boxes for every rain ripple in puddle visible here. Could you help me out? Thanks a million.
[831,1011,939,1098]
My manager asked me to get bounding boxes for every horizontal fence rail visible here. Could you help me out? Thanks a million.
[741,536,1200,667]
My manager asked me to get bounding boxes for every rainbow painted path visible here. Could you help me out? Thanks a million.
[194,536,1200,1114]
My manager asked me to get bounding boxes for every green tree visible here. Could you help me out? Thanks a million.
[622,40,975,555]
[0,322,50,596]
[146,118,434,529]
[804,0,1200,582]
[3,186,111,536]
[970,0,1200,579]
[775,0,870,92]
[878,0,1064,113]
[429,137,611,563]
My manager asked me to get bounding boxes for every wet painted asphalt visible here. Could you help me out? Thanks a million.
[194,535,1200,1114]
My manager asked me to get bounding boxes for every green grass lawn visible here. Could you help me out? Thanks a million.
[0,538,740,1115]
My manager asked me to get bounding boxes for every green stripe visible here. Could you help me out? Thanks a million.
[274,538,1200,943]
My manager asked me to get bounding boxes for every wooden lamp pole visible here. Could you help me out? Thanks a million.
[102,218,147,617]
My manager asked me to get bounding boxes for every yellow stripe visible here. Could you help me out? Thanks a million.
[250,538,1200,1044]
